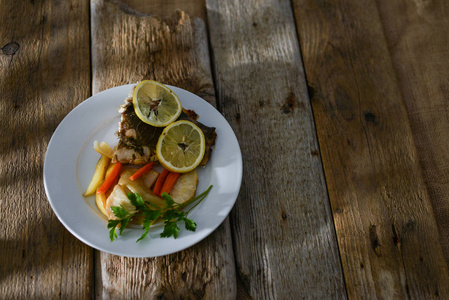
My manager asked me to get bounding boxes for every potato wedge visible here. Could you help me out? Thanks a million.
[105,184,137,220]
[105,162,117,178]
[142,169,159,189]
[95,192,108,217]
[93,141,114,159]
[83,155,111,196]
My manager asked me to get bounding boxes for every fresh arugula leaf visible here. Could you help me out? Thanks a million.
[161,221,180,239]
[127,192,145,209]
[183,218,196,232]
[111,205,129,219]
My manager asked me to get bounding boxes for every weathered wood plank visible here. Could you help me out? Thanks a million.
[293,0,449,298]
[123,0,206,20]
[0,0,92,298]
[91,1,236,298]
[376,0,449,265]
[206,0,346,298]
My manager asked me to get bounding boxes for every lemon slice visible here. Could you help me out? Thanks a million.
[156,120,205,173]
[133,80,182,127]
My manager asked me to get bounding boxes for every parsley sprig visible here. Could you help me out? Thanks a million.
[107,185,213,242]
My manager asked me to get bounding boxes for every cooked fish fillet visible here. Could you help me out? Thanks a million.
[113,90,216,166]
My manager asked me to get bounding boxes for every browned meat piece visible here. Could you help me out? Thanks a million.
[113,93,216,167]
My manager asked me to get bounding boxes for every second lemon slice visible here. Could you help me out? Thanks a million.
[156,120,205,173]
[133,80,182,127]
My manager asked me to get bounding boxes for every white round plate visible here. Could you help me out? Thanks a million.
[43,84,242,257]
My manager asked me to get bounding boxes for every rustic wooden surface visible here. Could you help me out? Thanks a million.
[376,0,449,265]
[91,1,236,298]
[293,0,449,298]
[206,0,346,298]
[2,0,449,299]
[0,0,93,298]
[123,0,206,20]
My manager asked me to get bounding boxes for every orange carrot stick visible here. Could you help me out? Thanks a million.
[153,168,169,195]
[160,172,181,196]
[130,162,154,181]
[97,163,122,194]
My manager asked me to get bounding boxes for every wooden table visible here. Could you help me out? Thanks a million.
[2,0,449,298]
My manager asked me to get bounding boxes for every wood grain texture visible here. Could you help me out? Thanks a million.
[293,0,449,298]
[375,0,449,265]
[0,0,93,298]
[206,0,346,298]
[91,1,236,298]
[123,0,206,20]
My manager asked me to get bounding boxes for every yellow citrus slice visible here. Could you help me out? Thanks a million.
[156,120,205,173]
[133,80,182,127]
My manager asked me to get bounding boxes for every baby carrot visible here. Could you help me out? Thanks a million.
[160,172,181,196]
[153,168,169,195]
[130,162,154,181]
[97,163,122,194]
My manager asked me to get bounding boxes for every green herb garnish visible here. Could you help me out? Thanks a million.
[107,185,212,242]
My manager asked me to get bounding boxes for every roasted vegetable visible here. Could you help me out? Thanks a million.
[118,169,166,209]
[83,155,111,196]
[95,191,108,217]
[97,163,122,194]
[93,141,114,159]
[169,170,198,204]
